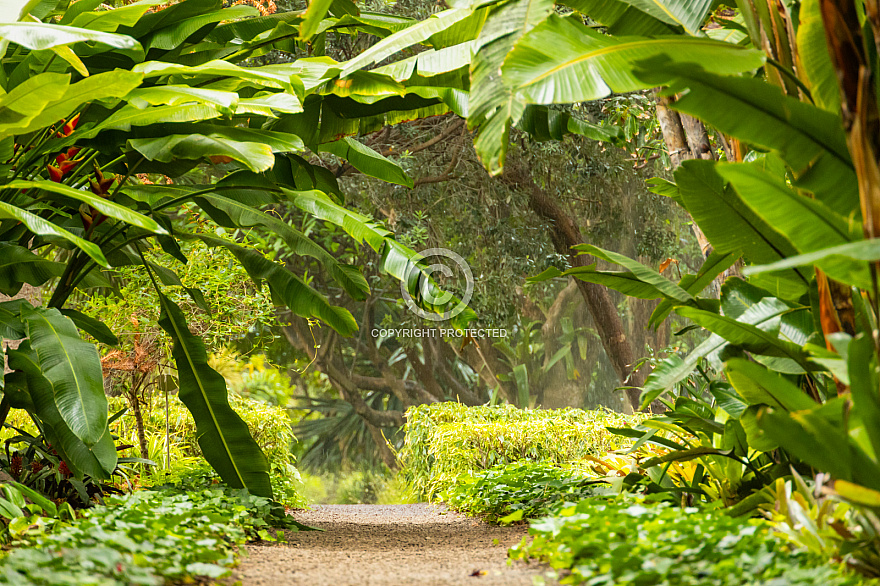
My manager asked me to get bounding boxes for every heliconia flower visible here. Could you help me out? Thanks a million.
[90,169,116,196]
[58,159,81,175]
[47,164,64,182]
[61,113,80,137]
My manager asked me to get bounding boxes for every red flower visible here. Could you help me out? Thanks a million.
[90,168,116,196]
[30,461,43,473]
[47,164,64,182]
[60,113,80,137]
[55,147,82,167]
[58,461,72,478]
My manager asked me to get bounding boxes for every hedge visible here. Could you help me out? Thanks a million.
[397,403,643,499]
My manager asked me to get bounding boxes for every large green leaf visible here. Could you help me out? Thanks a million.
[638,61,857,216]
[531,265,667,300]
[157,124,304,153]
[639,297,805,408]
[648,251,738,328]
[144,5,258,50]
[81,104,222,138]
[300,0,333,40]
[796,0,840,114]
[235,92,303,117]
[0,299,26,340]
[0,22,139,50]
[195,192,369,300]
[716,163,868,288]
[133,60,297,91]
[14,70,145,138]
[67,0,164,33]
[7,345,117,479]
[197,234,359,336]
[724,358,817,411]
[759,399,880,491]
[22,306,108,446]
[501,14,764,104]
[282,188,392,250]
[676,304,809,366]
[59,308,118,346]
[743,239,880,285]
[373,41,476,81]
[125,85,239,115]
[9,180,166,234]
[157,292,272,497]
[128,134,275,172]
[0,243,64,296]
[468,0,554,174]
[319,137,412,187]
[848,333,880,462]
[0,73,69,138]
[340,9,474,76]
[573,244,694,303]
[614,0,713,35]
[0,202,108,267]
[560,0,675,36]
[674,160,809,299]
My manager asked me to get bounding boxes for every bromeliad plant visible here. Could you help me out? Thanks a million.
[0,0,497,498]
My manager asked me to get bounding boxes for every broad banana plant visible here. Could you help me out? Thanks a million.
[0,0,488,496]
[411,0,880,515]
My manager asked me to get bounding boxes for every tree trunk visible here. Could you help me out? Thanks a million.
[654,91,739,296]
[539,280,587,409]
[502,163,647,411]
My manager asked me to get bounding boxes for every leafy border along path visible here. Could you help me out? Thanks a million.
[236,504,557,585]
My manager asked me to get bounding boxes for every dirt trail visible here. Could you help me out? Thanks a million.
[235,504,556,586]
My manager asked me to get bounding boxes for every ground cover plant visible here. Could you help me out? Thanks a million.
[397,402,643,499]
[510,497,872,586]
[442,461,598,524]
[406,403,879,583]
[0,482,305,585]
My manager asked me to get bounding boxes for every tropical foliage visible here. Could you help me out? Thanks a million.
[511,497,868,586]
[0,483,303,585]
[398,402,641,498]
[0,0,485,498]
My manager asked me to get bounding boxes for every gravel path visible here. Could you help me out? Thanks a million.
[235,504,557,586]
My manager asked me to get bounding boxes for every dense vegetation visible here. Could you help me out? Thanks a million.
[1,0,880,582]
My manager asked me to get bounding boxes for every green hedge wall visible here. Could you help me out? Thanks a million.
[398,403,642,499]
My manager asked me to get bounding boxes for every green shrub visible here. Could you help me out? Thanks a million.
[443,461,597,523]
[511,497,874,586]
[0,485,304,585]
[398,403,642,499]
[110,392,306,508]
[299,470,417,505]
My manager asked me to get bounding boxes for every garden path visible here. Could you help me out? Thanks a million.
[235,504,556,585]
